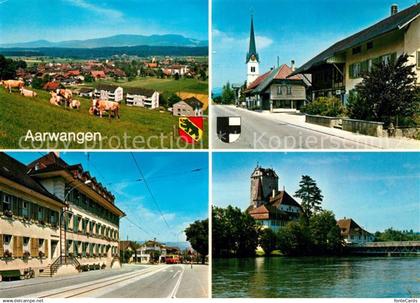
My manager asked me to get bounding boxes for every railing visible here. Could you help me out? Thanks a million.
[50,255,81,275]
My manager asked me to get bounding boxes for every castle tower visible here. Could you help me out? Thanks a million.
[246,15,260,85]
[250,166,278,208]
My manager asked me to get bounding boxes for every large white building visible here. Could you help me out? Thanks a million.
[94,85,123,102]
[126,88,160,109]
[0,153,125,280]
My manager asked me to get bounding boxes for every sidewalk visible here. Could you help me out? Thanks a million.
[238,107,420,150]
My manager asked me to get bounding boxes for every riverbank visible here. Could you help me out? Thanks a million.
[212,256,420,298]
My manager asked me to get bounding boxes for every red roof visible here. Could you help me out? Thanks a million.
[91,70,106,78]
[247,70,271,90]
[274,64,302,80]
[43,81,60,91]
[66,70,80,77]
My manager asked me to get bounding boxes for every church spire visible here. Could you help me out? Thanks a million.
[246,15,259,63]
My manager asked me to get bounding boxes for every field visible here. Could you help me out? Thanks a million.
[92,77,208,95]
[0,87,208,149]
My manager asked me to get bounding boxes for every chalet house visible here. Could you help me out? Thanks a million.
[337,218,375,244]
[125,88,159,109]
[43,81,61,91]
[94,84,123,102]
[172,97,204,117]
[245,63,311,111]
[134,240,166,264]
[91,70,106,80]
[290,4,420,102]
[246,166,303,231]
[0,152,125,279]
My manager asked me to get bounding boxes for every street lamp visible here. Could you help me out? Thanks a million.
[59,180,92,262]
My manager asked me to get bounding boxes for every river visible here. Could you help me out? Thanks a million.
[212,256,420,298]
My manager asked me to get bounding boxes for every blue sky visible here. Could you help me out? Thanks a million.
[212,0,418,88]
[8,152,209,243]
[213,152,420,233]
[0,0,208,44]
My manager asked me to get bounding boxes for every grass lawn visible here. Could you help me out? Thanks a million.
[0,87,207,149]
[92,77,208,95]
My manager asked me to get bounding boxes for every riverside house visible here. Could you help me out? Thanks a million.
[337,218,375,244]
[290,4,420,102]
[0,153,125,280]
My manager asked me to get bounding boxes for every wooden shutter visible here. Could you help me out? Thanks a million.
[45,239,49,258]
[31,237,38,256]
[15,236,23,257]
[12,196,18,214]
[0,235,3,257]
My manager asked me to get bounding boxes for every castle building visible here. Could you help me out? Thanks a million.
[246,16,260,85]
[247,166,302,231]
[0,152,125,279]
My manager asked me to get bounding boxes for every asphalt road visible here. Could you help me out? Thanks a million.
[211,105,376,149]
[0,264,208,298]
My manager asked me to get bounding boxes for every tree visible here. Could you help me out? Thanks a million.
[277,221,311,256]
[84,74,94,83]
[212,206,259,258]
[294,175,323,219]
[185,219,208,264]
[173,73,180,80]
[0,55,17,79]
[309,211,342,254]
[168,93,182,107]
[347,53,419,126]
[221,82,235,105]
[259,228,278,255]
[31,77,44,89]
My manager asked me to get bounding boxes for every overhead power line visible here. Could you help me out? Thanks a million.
[130,152,171,230]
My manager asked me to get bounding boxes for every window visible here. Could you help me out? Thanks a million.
[277,86,282,95]
[250,66,255,73]
[287,86,292,95]
[50,211,57,225]
[22,201,29,218]
[349,63,362,79]
[4,235,12,244]
[23,237,29,246]
[367,41,373,50]
[352,46,361,55]
[2,194,12,211]
[37,206,44,221]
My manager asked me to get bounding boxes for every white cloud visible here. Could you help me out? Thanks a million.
[213,28,273,52]
[0,0,9,5]
[65,0,123,19]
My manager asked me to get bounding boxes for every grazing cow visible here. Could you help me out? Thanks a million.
[20,87,37,97]
[91,98,120,119]
[69,99,81,110]
[57,88,73,100]
[2,80,24,93]
[50,91,63,105]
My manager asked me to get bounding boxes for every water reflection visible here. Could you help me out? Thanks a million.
[212,257,420,298]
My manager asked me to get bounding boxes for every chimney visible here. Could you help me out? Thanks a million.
[391,4,398,16]
[291,60,296,71]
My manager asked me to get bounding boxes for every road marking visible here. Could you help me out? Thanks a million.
[25,266,165,298]
[168,266,185,298]
[172,271,180,279]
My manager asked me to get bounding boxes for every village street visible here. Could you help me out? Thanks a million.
[212,105,420,149]
[0,264,209,298]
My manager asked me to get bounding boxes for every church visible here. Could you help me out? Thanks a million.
[243,17,311,111]
[246,166,303,231]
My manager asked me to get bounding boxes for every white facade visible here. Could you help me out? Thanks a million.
[247,58,259,85]
[126,91,159,109]
[94,87,123,102]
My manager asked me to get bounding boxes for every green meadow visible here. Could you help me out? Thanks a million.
[0,87,208,149]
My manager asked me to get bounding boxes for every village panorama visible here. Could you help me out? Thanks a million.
[0,35,208,149]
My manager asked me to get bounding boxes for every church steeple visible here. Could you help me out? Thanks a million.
[246,15,260,85]
[246,15,259,63]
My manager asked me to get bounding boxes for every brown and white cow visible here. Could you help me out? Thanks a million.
[1,80,24,93]
[57,88,73,100]
[49,91,63,106]
[69,99,81,110]
[91,98,120,119]
[20,87,37,97]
